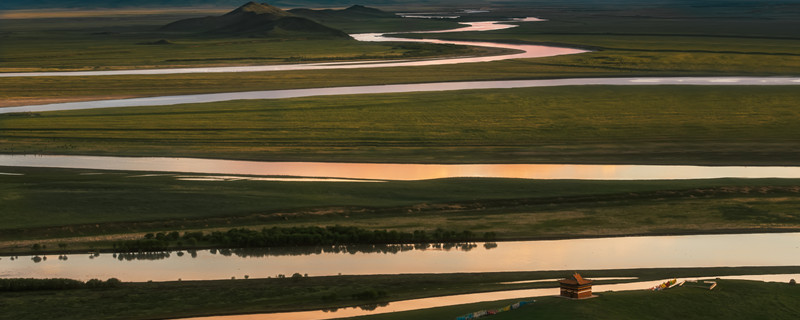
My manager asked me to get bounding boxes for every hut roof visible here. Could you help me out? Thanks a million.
[559,272,593,285]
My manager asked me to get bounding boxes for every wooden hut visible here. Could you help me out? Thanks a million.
[559,272,593,299]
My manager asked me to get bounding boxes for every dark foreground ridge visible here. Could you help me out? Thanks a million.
[161,2,350,39]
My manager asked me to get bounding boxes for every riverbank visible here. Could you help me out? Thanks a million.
[2,267,798,320]
[3,3,799,105]
[345,278,800,320]
[3,167,800,253]
[5,228,800,258]
[3,86,800,165]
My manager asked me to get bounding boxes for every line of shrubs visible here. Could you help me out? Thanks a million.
[0,278,121,292]
[113,226,497,253]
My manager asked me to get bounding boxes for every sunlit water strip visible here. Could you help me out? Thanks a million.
[174,274,800,320]
[0,20,585,78]
[1,77,798,114]
[3,154,800,180]
[3,233,799,282]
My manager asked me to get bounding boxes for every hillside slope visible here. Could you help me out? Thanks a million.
[161,2,350,38]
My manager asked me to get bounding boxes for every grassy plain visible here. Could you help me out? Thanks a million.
[2,267,799,320]
[348,279,800,320]
[1,2,800,319]
[2,166,800,251]
[3,86,800,165]
[0,11,470,72]
[2,4,799,105]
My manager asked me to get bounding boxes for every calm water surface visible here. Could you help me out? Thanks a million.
[3,154,800,180]
[3,233,799,282]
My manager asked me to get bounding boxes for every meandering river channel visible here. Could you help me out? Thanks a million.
[0,20,586,78]
[1,77,798,114]
[178,273,800,320]
[2,14,799,320]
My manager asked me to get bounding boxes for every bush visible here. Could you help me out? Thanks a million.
[0,278,84,291]
[106,278,122,287]
[85,279,103,288]
[119,226,495,253]
[352,289,388,300]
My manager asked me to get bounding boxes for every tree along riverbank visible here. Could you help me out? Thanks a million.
[3,167,800,255]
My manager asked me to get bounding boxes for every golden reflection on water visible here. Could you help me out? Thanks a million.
[5,155,800,180]
[4,233,800,282]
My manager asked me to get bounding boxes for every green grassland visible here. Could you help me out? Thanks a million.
[348,279,800,320]
[2,166,800,249]
[2,267,799,320]
[2,5,799,105]
[0,10,472,72]
[3,86,800,165]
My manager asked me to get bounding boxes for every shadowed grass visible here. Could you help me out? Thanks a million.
[2,166,800,248]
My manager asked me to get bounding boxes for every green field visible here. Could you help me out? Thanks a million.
[2,2,800,319]
[348,279,800,320]
[2,2,798,106]
[0,8,476,73]
[2,166,800,253]
[2,267,799,320]
[3,86,800,165]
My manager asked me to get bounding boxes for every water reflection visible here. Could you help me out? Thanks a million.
[98,243,482,262]
[4,154,800,180]
[116,251,173,261]
[3,233,800,282]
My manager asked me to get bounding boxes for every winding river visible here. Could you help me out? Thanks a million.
[0,20,586,78]
[178,274,800,320]
[3,14,799,320]
[0,18,797,114]
[1,77,798,114]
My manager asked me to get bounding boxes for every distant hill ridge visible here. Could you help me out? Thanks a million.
[288,4,397,19]
[228,1,291,17]
[161,2,350,39]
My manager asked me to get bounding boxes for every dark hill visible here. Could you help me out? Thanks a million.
[288,5,397,20]
[161,2,350,39]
